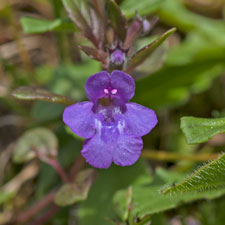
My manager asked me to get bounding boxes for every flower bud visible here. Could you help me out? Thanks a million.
[110,49,126,66]
[142,19,151,34]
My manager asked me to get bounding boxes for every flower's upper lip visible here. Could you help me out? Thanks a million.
[85,70,135,102]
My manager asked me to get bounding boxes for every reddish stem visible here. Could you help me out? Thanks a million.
[14,155,85,224]
[33,148,69,183]
[16,190,56,224]
[69,155,85,180]
[45,157,69,183]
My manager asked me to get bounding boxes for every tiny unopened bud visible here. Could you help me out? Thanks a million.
[110,49,126,65]
[142,19,151,34]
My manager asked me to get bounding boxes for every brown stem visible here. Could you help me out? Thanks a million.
[141,150,219,162]
[45,158,70,183]
[16,190,56,224]
[14,156,85,225]
[69,155,85,180]
[33,148,69,183]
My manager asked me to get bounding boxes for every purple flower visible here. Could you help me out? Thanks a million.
[63,70,157,169]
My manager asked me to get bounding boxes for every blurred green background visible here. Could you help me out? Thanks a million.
[1,0,225,224]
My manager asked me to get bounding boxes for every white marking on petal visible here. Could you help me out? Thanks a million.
[95,119,102,135]
[113,107,122,115]
[117,120,125,134]
[111,89,117,95]
[104,89,109,94]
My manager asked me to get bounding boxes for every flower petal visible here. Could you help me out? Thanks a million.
[111,70,135,101]
[85,71,110,101]
[123,103,158,136]
[63,102,95,138]
[113,135,143,166]
[81,133,113,169]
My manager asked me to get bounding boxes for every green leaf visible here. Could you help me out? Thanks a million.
[134,60,225,110]
[20,17,76,34]
[108,0,127,41]
[48,61,101,101]
[126,28,176,73]
[11,86,75,105]
[115,185,225,224]
[135,39,168,75]
[166,32,225,66]
[78,160,151,225]
[31,102,65,122]
[121,0,164,18]
[13,128,58,163]
[54,169,96,207]
[158,0,225,46]
[181,116,225,144]
[114,167,225,224]
[162,154,225,194]
[35,139,82,199]
[0,191,16,205]
[65,126,85,141]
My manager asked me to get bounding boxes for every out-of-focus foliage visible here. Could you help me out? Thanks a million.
[1,0,225,224]
[13,127,58,163]
[20,17,76,34]
[78,161,149,225]
[54,169,96,206]
[113,167,225,225]
[181,117,225,144]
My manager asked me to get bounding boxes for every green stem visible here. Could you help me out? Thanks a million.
[52,0,65,62]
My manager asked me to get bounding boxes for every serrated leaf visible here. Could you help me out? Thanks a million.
[162,154,225,194]
[54,169,96,207]
[11,86,75,105]
[114,167,225,224]
[20,17,76,34]
[126,28,176,73]
[180,116,225,144]
[114,185,225,224]
[13,128,58,163]
[108,0,127,41]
